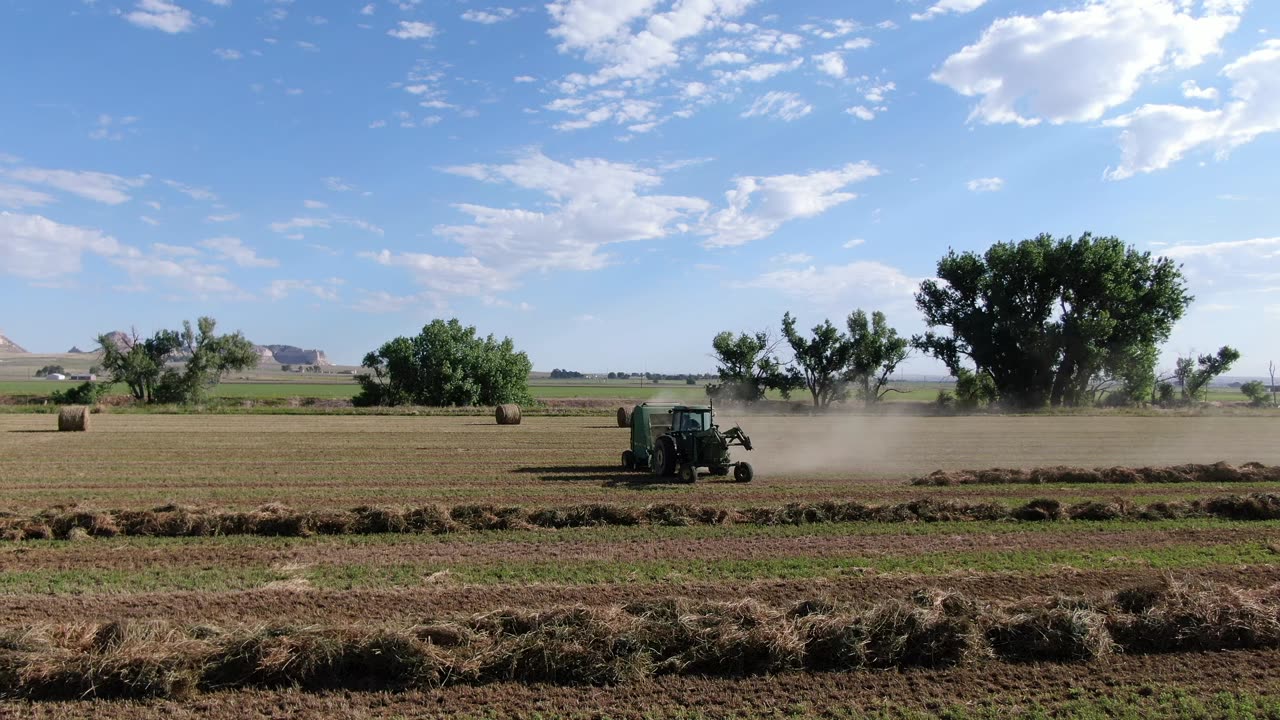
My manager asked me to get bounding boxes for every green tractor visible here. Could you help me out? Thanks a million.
[621,402,754,483]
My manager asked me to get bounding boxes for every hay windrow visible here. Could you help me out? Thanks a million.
[913,461,1280,486]
[1,582,1276,700]
[5,493,1280,541]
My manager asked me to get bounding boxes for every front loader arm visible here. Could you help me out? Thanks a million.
[722,425,753,451]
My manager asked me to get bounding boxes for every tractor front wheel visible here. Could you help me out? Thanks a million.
[679,465,699,484]
[621,450,635,471]
[651,437,676,477]
[733,462,754,483]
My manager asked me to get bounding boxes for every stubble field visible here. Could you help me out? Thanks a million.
[2,412,1280,718]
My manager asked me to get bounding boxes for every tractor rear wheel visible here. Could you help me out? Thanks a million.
[651,437,676,477]
[679,465,699,484]
[733,462,754,483]
[621,450,635,471]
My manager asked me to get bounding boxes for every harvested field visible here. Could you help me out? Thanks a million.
[2,412,1279,713]
[1,414,1278,511]
[0,581,1276,701]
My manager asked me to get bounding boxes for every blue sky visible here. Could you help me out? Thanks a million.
[2,0,1278,375]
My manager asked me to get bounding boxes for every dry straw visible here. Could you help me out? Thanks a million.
[5,493,1280,542]
[1,582,1278,700]
[56,407,90,432]
[494,404,522,425]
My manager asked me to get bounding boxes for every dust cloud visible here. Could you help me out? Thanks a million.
[707,412,1280,480]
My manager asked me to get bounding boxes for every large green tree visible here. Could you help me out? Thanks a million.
[845,309,910,406]
[96,317,257,403]
[354,318,532,407]
[914,233,1191,408]
[707,330,793,404]
[782,312,854,408]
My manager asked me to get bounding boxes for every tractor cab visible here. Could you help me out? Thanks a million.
[672,407,712,433]
[621,402,754,483]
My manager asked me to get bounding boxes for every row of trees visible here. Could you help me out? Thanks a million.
[715,234,1254,410]
[708,309,910,408]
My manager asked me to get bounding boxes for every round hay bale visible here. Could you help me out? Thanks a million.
[57,406,90,432]
[616,406,632,428]
[495,404,522,425]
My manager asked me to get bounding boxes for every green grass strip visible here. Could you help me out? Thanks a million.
[306,540,1280,589]
[1,540,1270,595]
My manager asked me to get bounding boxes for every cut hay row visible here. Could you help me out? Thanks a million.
[6,494,1280,541]
[912,461,1280,486]
[0,581,1276,700]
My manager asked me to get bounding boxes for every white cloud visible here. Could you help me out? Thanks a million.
[547,0,664,52]
[351,290,440,314]
[1181,80,1220,100]
[363,250,515,296]
[714,58,803,84]
[513,75,537,83]
[741,91,812,121]
[967,177,1004,192]
[736,260,918,305]
[843,238,866,249]
[162,179,218,202]
[912,0,988,22]
[0,212,123,279]
[801,18,861,39]
[1161,236,1280,259]
[842,37,873,50]
[268,215,383,236]
[124,0,195,33]
[933,0,1244,126]
[549,0,756,87]
[89,114,138,142]
[113,248,242,297]
[152,243,200,256]
[360,3,375,15]
[462,8,515,24]
[140,215,160,226]
[266,279,340,301]
[1105,39,1280,179]
[0,184,55,209]
[861,79,895,104]
[436,152,708,280]
[324,176,355,192]
[388,21,436,40]
[213,48,242,60]
[303,199,327,209]
[199,236,279,268]
[3,167,143,205]
[270,217,331,233]
[699,161,881,248]
[846,105,876,121]
[206,212,240,222]
[702,51,749,66]
[812,51,845,78]
[770,252,813,264]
